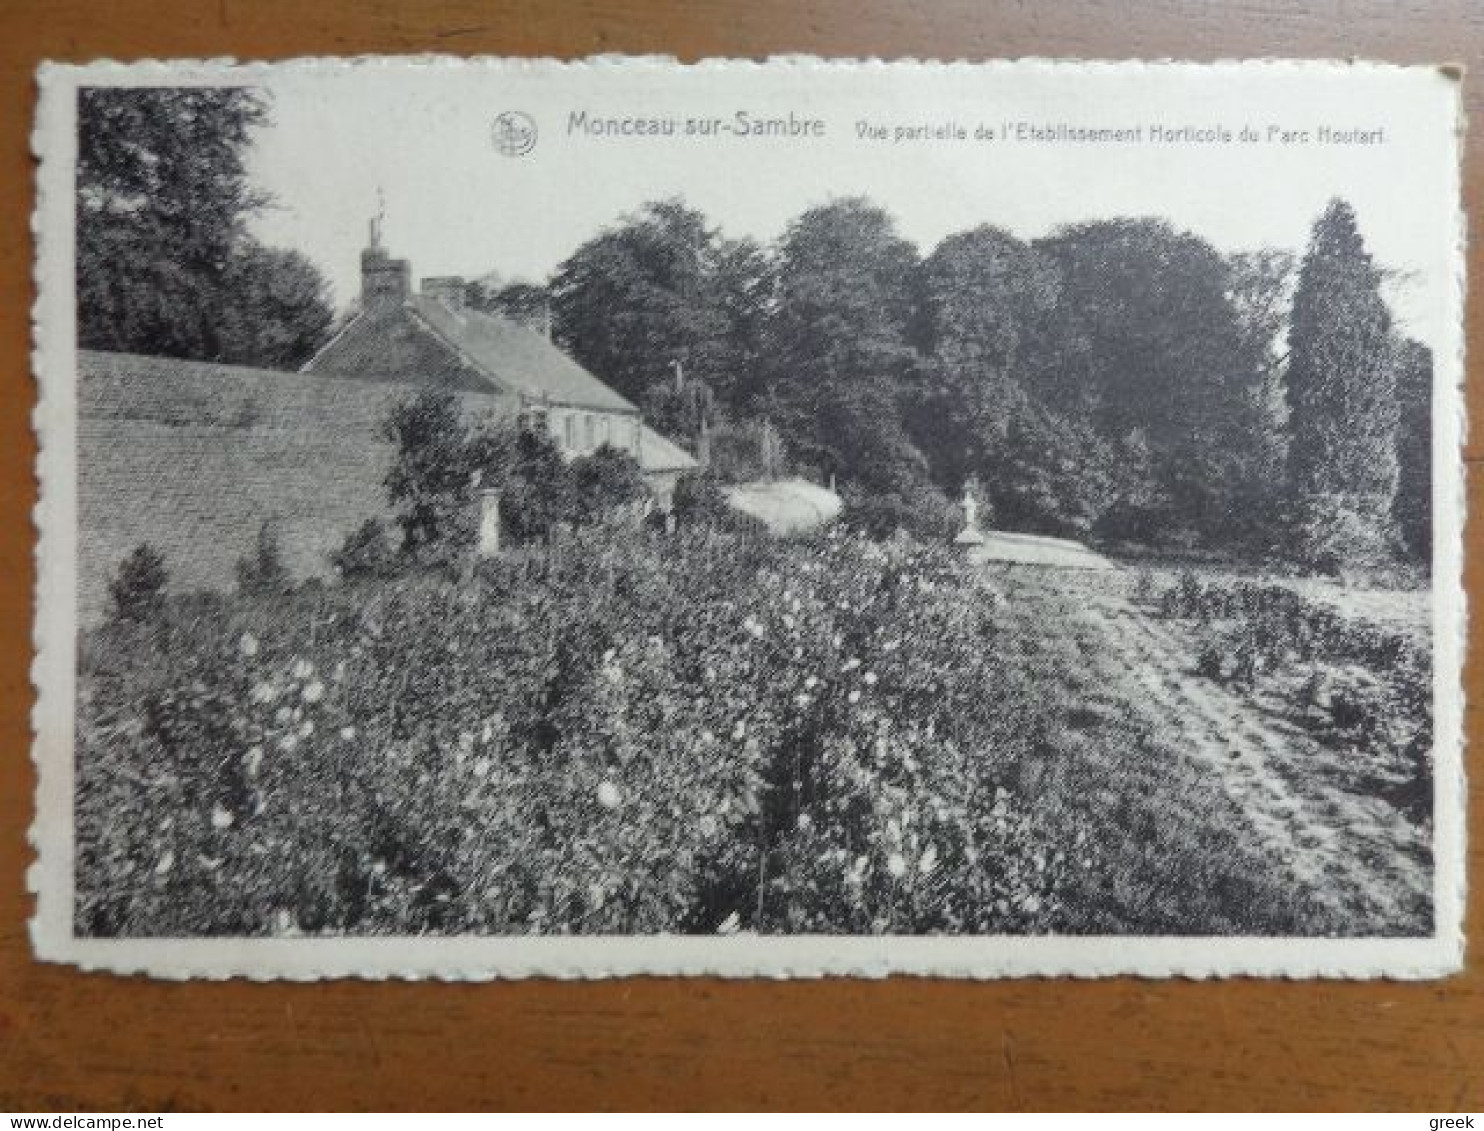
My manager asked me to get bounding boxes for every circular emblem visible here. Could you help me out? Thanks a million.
[492,111,538,157]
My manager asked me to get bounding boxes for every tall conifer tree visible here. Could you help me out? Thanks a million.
[1285,199,1398,499]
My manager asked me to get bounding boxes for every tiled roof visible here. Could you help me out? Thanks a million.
[636,424,698,474]
[406,296,637,414]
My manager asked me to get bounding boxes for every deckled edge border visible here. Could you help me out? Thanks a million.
[26,54,1470,981]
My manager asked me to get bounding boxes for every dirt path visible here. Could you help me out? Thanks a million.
[990,565,1432,934]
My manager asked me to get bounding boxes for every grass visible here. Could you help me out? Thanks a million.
[985,566,1353,935]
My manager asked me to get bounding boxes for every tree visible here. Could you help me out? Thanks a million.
[1391,337,1433,563]
[216,243,334,368]
[1285,199,1398,500]
[236,520,292,596]
[504,427,578,543]
[709,237,775,406]
[1034,219,1275,539]
[914,226,1113,535]
[550,199,733,405]
[500,427,575,542]
[76,87,332,367]
[108,543,168,622]
[919,225,1060,375]
[383,391,500,556]
[1283,200,1401,573]
[470,281,551,331]
[1225,248,1297,497]
[332,519,398,581]
[766,197,924,491]
[641,363,714,450]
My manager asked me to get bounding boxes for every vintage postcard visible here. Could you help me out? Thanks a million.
[29,57,1465,979]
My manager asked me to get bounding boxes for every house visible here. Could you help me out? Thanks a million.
[74,229,701,622]
[303,226,696,507]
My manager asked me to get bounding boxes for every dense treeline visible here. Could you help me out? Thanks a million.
[544,196,1431,571]
[77,88,1430,572]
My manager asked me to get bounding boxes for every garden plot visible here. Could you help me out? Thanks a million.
[986,564,1432,936]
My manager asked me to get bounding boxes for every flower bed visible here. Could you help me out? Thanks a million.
[1154,572,1432,801]
[76,527,1064,937]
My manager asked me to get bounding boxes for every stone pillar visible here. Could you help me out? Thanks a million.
[477,488,502,558]
[954,484,986,548]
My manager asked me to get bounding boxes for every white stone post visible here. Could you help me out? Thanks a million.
[954,484,986,547]
[477,488,502,558]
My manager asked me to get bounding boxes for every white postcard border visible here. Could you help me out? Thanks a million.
[28,56,1468,980]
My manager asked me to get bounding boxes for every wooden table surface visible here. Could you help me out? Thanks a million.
[1,0,1480,1112]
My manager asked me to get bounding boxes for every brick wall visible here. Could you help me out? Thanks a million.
[78,350,505,624]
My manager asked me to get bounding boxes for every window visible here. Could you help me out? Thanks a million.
[585,414,596,450]
[564,413,576,450]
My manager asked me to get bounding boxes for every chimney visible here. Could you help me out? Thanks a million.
[422,276,468,310]
[361,229,411,310]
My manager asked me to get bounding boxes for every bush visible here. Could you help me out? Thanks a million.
[236,521,292,597]
[707,418,786,483]
[1195,641,1225,681]
[75,527,1065,937]
[1093,500,1168,547]
[108,543,168,623]
[383,390,516,562]
[1155,572,1431,786]
[1161,570,1206,619]
[672,471,765,535]
[1328,672,1391,742]
[1131,569,1155,604]
[500,427,574,543]
[1289,492,1398,579]
[569,444,648,526]
[331,519,397,581]
[841,478,959,542]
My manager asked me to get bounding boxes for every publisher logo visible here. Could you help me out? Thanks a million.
[492,111,538,156]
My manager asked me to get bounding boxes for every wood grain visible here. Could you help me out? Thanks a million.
[0,0,1479,1111]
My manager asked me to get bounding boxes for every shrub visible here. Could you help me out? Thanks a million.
[75,527,1067,937]
[236,521,292,597]
[1328,674,1390,741]
[672,470,729,527]
[1289,492,1398,579]
[841,478,959,542]
[500,427,574,543]
[108,543,168,623]
[1157,573,1431,788]
[707,417,787,483]
[383,390,515,561]
[1131,569,1155,604]
[569,444,649,526]
[671,471,767,536]
[1195,641,1225,681]
[1093,500,1168,547]
[1161,570,1206,619]
[331,519,397,581]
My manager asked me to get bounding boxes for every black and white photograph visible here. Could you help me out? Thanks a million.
[29,58,1464,978]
